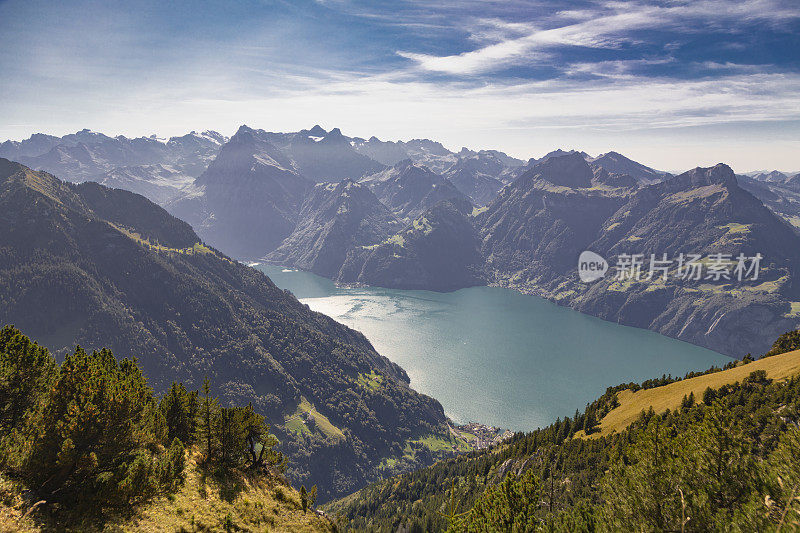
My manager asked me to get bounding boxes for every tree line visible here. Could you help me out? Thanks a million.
[333,329,800,531]
[0,325,285,519]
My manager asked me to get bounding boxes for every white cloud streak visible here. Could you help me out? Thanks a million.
[398,0,800,75]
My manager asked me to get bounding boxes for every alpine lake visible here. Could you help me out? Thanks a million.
[257,264,730,431]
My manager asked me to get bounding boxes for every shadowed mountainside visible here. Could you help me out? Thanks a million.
[0,158,453,500]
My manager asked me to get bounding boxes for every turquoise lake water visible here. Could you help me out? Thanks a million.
[256,264,730,431]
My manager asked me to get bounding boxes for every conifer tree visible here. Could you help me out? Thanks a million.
[200,377,218,465]
[160,382,198,445]
[0,325,57,433]
[24,347,162,505]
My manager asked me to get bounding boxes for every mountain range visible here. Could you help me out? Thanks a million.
[0,129,227,206]
[479,156,800,357]
[162,126,525,260]
[4,125,797,359]
[264,150,800,358]
[0,158,457,500]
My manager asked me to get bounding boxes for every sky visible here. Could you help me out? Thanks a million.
[0,0,798,172]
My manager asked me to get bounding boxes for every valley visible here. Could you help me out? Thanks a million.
[258,264,729,431]
[3,1,798,529]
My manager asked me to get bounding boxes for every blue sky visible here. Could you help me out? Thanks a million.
[0,0,798,171]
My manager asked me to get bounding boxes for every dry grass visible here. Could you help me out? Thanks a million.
[0,474,41,532]
[587,349,800,438]
[1,452,333,533]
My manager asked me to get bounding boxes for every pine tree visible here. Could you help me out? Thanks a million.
[583,409,598,434]
[23,346,162,506]
[241,403,280,469]
[0,325,57,434]
[217,406,248,469]
[309,484,318,510]
[160,382,198,445]
[199,377,218,465]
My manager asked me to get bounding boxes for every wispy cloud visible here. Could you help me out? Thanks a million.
[397,0,800,75]
[1,0,799,171]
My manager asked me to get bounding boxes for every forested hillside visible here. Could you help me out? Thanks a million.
[0,326,332,532]
[328,331,800,532]
[0,159,454,500]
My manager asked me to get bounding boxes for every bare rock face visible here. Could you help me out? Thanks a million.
[265,180,400,278]
[360,159,471,222]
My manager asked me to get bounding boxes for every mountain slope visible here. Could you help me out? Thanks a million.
[752,170,789,183]
[265,180,401,278]
[96,164,194,205]
[0,158,451,499]
[351,136,410,166]
[738,175,800,229]
[339,199,484,291]
[283,128,385,182]
[593,347,800,437]
[3,454,334,533]
[167,126,311,258]
[360,160,471,222]
[588,151,666,184]
[480,152,634,281]
[398,139,457,174]
[442,151,509,206]
[480,156,800,356]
